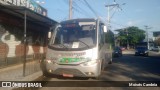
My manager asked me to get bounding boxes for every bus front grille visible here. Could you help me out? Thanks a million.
[53,68,86,77]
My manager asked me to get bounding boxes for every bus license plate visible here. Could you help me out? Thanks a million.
[63,74,74,77]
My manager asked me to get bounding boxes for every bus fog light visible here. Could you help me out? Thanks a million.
[85,72,94,75]
[88,72,92,75]
[48,69,52,73]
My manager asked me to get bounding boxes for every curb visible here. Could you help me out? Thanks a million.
[21,71,43,81]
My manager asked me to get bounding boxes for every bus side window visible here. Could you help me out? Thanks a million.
[101,26,105,44]
[98,25,104,49]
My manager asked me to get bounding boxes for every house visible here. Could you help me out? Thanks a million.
[0,0,57,67]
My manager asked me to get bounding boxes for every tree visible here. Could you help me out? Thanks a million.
[116,26,145,48]
[105,30,114,46]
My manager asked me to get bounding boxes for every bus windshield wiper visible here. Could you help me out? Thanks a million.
[77,39,90,48]
[59,44,68,48]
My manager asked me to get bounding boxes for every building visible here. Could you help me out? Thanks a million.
[153,31,160,41]
[0,0,57,67]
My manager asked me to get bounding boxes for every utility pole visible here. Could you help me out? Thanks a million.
[144,25,152,50]
[69,0,72,19]
[23,10,27,77]
[105,3,119,30]
[105,0,124,47]
[126,28,129,49]
[105,2,119,49]
[105,0,125,28]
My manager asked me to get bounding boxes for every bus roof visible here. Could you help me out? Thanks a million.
[60,18,105,26]
[60,18,96,24]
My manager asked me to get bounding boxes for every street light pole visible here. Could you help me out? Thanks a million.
[126,28,129,49]
[144,25,152,50]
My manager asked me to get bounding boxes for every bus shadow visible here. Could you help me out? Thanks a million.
[46,74,90,80]
[100,53,160,81]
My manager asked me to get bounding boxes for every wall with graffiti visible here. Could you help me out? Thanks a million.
[0,23,47,63]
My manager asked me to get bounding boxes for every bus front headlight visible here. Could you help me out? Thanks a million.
[45,59,52,64]
[45,57,58,64]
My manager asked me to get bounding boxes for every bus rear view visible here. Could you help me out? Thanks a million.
[41,18,112,78]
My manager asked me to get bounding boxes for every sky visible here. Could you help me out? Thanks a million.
[38,0,160,38]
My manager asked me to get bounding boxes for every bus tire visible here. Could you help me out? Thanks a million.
[101,59,105,71]
[42,70,50,77]
[96,68,102,80]
[145,53,149,57]
[95,76,100,80]
[92,75,100,80]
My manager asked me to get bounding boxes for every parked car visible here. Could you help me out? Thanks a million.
[120,47,126,51]
[113,47,122,57]
[135,47,149,56]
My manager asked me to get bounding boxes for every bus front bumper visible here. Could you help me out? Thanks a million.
[44,60,101,77]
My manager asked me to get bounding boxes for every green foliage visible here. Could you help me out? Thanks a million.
[116,26,145,46]
[105,30,114,46]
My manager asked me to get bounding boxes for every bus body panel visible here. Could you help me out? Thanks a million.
[44,47,101,77]
[41,18,112,78]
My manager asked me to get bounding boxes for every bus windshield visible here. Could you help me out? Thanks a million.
[49,22,97,50]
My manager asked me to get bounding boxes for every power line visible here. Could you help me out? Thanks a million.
[83,0,99,18]
[111,21,128,28]
[74,1,91,17]
[105,0,125,30]
[72,6,86,17]
[100,18,128,32]
[110,6,119,20]
[100,16,128,29]
[62,14,69,21]
[72,1,91,17]
[78,0,88,7]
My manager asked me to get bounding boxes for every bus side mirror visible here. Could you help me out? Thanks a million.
[48,32,51,38]
[103,26,107,33]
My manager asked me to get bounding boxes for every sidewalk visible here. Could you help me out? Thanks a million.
[149,51,160,57]
[122,49,160,57]
[0,60,42,81]
[0,60,43,90]
[122,49,135,54]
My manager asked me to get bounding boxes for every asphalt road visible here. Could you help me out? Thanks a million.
[17,50,160,90]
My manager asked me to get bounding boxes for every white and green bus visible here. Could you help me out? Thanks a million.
[41,18,112,78]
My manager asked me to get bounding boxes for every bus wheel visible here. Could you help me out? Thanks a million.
[92,75,100,80]
[42,70,49,77]
[101,59,105,71]
[95,69,102,80]
[95,76,100,80]
[145,53,149,57]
